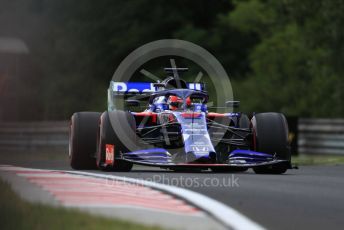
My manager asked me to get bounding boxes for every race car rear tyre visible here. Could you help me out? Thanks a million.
[239,114,250,129]
[237,112,251,151]
[251,112,291,174]
[96,111,134,172]
[69,112,101,170]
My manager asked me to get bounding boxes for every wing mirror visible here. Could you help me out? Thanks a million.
[225,101,240,108]
[125,99,140,107]
[153,83,165,88]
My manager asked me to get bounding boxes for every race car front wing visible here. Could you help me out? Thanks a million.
[119,148,291,169]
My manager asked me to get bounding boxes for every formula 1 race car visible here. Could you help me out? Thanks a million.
[69,68,292,174]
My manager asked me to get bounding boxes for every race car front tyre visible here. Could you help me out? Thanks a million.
[69,112,101,170]
[96,111,134,172]
[251,112,291,174]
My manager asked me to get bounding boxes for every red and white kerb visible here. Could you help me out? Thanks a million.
[0,166,200,215]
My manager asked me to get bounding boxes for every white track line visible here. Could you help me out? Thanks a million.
[63,170,266,230]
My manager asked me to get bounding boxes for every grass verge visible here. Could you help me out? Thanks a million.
[292,154,344,166]
[0,179,161,230]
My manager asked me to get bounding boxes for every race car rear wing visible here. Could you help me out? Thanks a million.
[108,81,205,110]
[109,81,204,93]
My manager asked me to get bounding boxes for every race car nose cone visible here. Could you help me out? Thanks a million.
[186,151,197,163]
[186,151,215,163]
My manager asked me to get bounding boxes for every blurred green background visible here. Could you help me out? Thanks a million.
[0,0,343,121]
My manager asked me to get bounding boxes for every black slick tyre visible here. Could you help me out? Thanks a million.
[69,112,101,170]
[96,111,135,172]
[251,112,291,174]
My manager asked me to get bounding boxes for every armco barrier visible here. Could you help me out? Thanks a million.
[1,119,344,155]
[0,121,69,151]
[298,118,344,155]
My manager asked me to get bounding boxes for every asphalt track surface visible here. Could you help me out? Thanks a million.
[2,153,344,230]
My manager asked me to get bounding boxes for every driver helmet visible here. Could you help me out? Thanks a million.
[168,95,183,110]
[186,97,192,107]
